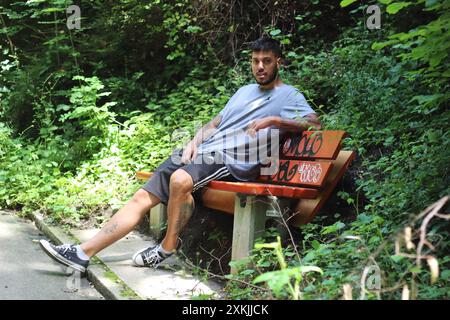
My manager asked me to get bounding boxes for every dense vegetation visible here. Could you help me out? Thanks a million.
[0,0,448,299]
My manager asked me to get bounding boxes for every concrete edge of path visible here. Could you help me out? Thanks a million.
[28,211,143,301]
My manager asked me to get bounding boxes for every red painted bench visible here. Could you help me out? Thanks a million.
[136,130,355,270]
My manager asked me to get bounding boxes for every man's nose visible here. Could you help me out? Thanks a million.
[257,61,264,70]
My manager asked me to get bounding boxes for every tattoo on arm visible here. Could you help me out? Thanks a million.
[304,114,321,127]
[284,114,321,131]
[175,202,194,234]
[194,114,222,145]
[103,222,118,235]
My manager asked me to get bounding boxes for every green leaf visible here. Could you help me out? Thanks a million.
[56,104,71,111]
[185,25,202,34]
[357,213,372,223]
[253,270,279,284]
[41,7,64,13]
[240,269,255,276]
[303,251,316,262]
[25,0,47,5]
[371,39,398,51]
[441,270,450,280]
[321,221,345,235]
[269,29,281,36]
[391,255,404,263]
[386,2,412,14]
[340,0,357,7]
[311,240,320,250]
[410,94,444,106]
[425,0,438,7]
[257,260,271,268]
[253,270,291,296]
[254,242,278,249]
[410,266,422,273]
[298,266,323,275]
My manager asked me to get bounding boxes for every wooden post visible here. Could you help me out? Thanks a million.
[231,194,268,274]
[149,204,167,240]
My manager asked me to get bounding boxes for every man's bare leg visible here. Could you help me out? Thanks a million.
[80,189,160,257]
[160,169,195,252]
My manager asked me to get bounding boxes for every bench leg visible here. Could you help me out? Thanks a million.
[149,203,167,240]
[231,194,268,274]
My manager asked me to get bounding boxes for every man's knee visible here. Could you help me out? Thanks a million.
[130,189,153,210]
[169,169,193,195]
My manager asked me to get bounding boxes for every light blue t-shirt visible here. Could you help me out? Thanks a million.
[197,83,316,181]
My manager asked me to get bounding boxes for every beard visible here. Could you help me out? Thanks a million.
[255,68,278,86]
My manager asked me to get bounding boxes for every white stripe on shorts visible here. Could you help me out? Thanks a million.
[192,166,229,192]
[192,166,228,189]
[192,169,231,192]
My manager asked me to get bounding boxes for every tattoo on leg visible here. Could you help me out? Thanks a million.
[103,222,118,235]
[175,202,194,234]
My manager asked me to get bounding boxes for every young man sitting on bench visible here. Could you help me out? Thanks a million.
[39,36,321,273]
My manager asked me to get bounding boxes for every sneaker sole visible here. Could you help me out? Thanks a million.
[39,240,86,273]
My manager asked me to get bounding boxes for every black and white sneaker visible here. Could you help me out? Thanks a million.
[39,240,89,273]
[132,245,173,268]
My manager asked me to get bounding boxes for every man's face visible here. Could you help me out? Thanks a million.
[251,50,280,86]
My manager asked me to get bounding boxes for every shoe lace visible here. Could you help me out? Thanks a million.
[142,247,162,266]
[60,244,74,255]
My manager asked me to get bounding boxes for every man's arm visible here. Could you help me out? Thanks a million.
[273,113,321,131]
[181,114,222,163]
[247,113,321,137]
[191,114,222,146]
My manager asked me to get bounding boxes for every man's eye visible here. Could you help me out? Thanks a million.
[252,59,272,65]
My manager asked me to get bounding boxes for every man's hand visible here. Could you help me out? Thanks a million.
[181,141,198,164]
[246,117,279,138]
[247,114,321,136]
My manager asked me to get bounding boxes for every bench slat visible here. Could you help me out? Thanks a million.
[136,171,152,180]
[201,189,235,214]
[207,180,318,199]
[259,160,333,187]
[281,130,346,160]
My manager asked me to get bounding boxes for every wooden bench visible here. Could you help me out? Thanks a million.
[136,130,355,270]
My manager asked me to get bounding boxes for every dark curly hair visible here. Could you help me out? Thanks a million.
[249,36,282,58]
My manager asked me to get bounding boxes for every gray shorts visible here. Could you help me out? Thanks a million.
[142,150,235,205]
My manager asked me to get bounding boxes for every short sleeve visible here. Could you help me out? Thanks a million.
[280,89,315,119]
[218,85,248,117]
